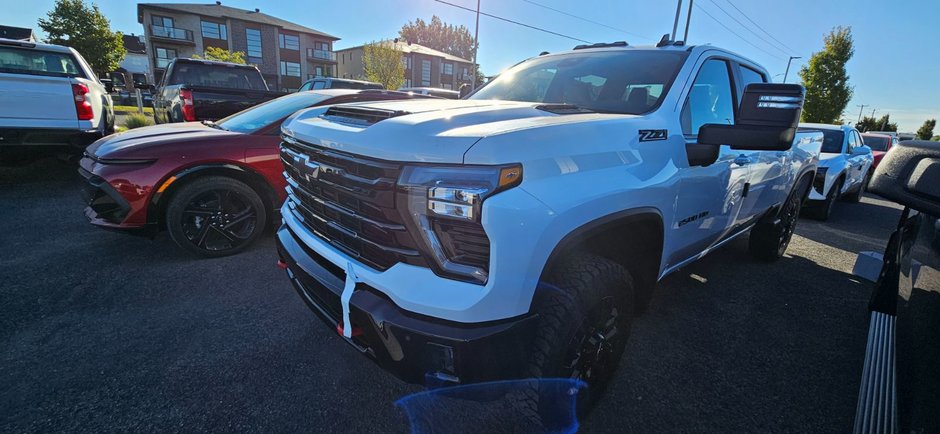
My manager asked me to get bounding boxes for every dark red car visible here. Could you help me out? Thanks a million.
[861,132,897,169]
[79,89,422,257]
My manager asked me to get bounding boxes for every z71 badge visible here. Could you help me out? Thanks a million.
[638,129,668,142]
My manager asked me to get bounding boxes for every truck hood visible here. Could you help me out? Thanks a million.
[282,99,628,163]
[88,122,241,158]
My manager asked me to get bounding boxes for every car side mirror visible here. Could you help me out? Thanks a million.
[698,83,804,152]
[869,140,940,216]
[100,78,114,93]
[853,145,872,155]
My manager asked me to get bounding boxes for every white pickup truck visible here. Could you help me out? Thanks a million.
[0,38,113,150]
[274,41,822,412]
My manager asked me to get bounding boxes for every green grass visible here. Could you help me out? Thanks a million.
[123,113,154,130]
[114,105,154,114]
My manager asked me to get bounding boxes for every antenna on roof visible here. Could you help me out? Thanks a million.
[215,1,221,5]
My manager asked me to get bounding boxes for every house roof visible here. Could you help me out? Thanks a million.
[337,40,473,64]
[0,25,35,41]
[137,3,339,40]
[122,34,147,54]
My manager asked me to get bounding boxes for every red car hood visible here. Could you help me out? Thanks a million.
[87,122,242,159]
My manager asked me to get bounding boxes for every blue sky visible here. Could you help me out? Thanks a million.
[6,0,937,131]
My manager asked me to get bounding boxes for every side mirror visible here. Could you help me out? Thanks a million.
[100,78,114,93]
[698,83,804,151]
[853,144,872,155]
[458,83,472,99]
[869,140,940,216]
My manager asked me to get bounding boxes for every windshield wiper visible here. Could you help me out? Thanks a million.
[201,120,226,130]
[534,103,596,114]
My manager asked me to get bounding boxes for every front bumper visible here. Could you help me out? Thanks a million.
[78,165,134,227]
[276,223,538,385]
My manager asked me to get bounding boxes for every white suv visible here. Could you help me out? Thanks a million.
[0,38,113,149]
[275,42,822,412]
[800,123,874,220]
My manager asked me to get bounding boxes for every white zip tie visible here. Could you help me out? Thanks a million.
[340,261,359,338]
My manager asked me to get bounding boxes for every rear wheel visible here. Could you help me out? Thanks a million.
[514,255,634,424]
[166,176,267,257]
[807,177,842,221]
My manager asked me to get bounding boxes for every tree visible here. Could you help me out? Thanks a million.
[38,0,125,74]
[799,26,854,124]
[363,42,404,90]
[855,114,897,132]
[400,15,483,83]
[193,47,246,64]
[916,119,936,140]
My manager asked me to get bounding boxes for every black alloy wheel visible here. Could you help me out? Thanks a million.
[166,176,267,257]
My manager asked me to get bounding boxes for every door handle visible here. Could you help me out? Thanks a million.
[734,155,751,166]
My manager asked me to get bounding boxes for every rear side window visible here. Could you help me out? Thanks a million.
[168,63,267,90]
[0,47,84,78]
[681,59,736,135]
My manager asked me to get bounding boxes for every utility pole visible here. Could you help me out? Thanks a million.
[782,56,801,83]
[471,0,480,90]
[870,108,876,118]
[856,104,869,124]
[682,0,694,43]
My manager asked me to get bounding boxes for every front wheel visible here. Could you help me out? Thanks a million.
[165,176,267,257]
[749,178,807,261]
[514,255,634,423]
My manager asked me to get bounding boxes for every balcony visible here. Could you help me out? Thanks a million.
[306,49,337,63]
[150,25,194,44]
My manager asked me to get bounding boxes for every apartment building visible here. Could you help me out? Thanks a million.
[137,2,339,91]
[336,40,475,90]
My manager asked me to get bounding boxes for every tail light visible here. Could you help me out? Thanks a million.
[180,89,196,121]
[71,83,94,120]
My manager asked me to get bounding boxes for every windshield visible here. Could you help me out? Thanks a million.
[820,130,845,153]
[217,92,329,133]
[469,50,687,114]
[862,135,890,151]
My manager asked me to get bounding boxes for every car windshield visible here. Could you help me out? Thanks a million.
[217,92,330,133]
[820,129,845,153]
[0,46,83,78]
[862,135,890,151]
[469,50,687,114]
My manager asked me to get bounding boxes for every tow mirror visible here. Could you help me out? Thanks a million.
[698,83,804,151]
[869,140,940,217]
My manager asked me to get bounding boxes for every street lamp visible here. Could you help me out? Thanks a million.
[783,56,801,83]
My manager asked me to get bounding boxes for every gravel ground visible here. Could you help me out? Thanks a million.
[1,156,937,432]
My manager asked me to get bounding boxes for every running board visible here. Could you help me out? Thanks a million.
[853,311,897,434]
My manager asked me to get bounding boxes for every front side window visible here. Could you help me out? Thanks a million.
[280,61,301,77]
[246,29,262,62]
[200,21,227,40]
[820,130,845,153]
[155,47,177,69]
[279,34,299,50]
[472,50,687,115]
[680,59,735,135]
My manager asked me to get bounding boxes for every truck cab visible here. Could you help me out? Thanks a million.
[275,42,821,412]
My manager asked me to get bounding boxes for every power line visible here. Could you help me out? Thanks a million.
[433,0,591,44]
[724,0,798,54]
[705,0,792,56]
[520,0,654,42]
[692,3,786,61]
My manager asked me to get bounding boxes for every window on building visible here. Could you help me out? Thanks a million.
[246,29,262,62]
[155,47,177,69]
[402,56,411,70]
[200,21,227,40]
[462,66,469,78]
[681,59,735,136]
[441,62,453,75]
[315,42,329,51]
[404,78,412,88]
[442,83,452,90]
[421,59,431,86]
[314,66,324,77]
[280,61,301,77]
[279,34,299,50]
[151,15,174,28]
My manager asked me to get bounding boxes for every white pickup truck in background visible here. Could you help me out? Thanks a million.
[0,38,113,151]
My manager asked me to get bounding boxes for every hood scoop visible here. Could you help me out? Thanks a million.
[534,104,594,114]
[321,106,411,127]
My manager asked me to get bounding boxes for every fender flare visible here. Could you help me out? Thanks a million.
[147,163,278,225]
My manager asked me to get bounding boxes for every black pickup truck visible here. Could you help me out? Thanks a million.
[151,58,284,123]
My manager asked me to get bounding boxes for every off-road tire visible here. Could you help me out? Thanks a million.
[512,255,634,426]
[166,176,267,258]
[749,177,809,261]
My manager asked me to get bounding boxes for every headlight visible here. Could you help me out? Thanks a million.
[397,164,523,284]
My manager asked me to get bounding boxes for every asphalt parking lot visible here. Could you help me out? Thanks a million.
[2,156,938,432]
